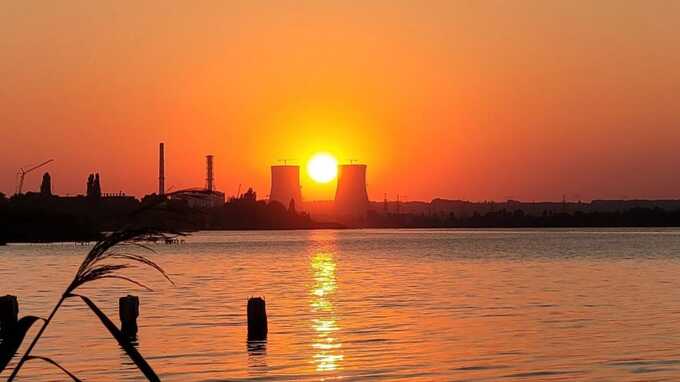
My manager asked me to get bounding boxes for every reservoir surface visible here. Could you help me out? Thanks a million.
[2,228,680,381]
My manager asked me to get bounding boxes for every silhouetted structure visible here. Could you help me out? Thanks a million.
[159,143,165,196]
[95,173,101,197]
[119,295,139,337]
[170,188,225,209]
[247,297,268,341]
[87,174,93,196]
[2,167,324,242]
[86,173,102,198]
[166,154,225,208]
[0,295,19,339]
[269,165,302,209]
[335,164,369,222]
[15,159,53,195]
[40,172,51,196]
[242,188,257,201]
[7,163,680,242]
[206,155,214,191]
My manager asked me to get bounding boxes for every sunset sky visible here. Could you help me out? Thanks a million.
[1,1,679,201]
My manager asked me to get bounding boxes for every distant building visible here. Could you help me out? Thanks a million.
[269,165,302,208]
[170,189,225,209]
[40,172,52,196]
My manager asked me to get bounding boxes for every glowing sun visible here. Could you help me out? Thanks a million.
[307,153,338,183]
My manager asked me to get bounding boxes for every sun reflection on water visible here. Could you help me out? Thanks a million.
[310,251,343,372]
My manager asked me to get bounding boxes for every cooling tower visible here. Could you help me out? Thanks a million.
[334,164,369,219]
[269,165,302,208]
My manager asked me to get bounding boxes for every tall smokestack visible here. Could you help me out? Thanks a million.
[335,164,369,220]
[206,155,214,191]
[269,165,302,208]
[159,143,165,195]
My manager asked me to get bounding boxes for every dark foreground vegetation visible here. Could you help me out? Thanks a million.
[0,228,176,381]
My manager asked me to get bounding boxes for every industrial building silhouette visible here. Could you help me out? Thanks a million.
[334,164,369,220]
[269,165,302,209]
[156,143,225,208]
[268,162,370,221]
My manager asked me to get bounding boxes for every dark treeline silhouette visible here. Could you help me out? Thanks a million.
[212,189,314,230]
[4,173,680,243]
[367,207,680,228]
[0,192,102,243]
[0,187,329,244]
[371,198,680,217]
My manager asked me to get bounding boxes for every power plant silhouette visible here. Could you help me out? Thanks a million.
[268,162,369,221]
[269,165,302,208]
[158,142,370,220]
[335,164,369,219]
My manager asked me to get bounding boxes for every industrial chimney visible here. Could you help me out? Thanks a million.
[206,155,214,191]
[159,143,165,195]
[334,164,369,220]
[269,165,302,208]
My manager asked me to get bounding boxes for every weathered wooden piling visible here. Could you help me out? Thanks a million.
[119,295,139,336]
[0,295,19,338]
[247,297,268,341]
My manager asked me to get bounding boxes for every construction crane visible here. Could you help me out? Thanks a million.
[16,159,54,195]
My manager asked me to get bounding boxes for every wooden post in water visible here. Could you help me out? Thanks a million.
[247,297,268,341]
[0,295,19,338]
[119,295,139,336]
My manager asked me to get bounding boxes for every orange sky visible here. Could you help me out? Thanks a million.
[1,1,679,201]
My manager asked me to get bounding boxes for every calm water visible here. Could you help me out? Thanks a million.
[2,228,680,381]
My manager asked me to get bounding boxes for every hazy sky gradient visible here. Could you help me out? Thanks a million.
[2,1,679,201]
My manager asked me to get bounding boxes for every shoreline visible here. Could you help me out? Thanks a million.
[3,225,679,245]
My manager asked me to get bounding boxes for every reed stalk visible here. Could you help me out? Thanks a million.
[3,227,178,381]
